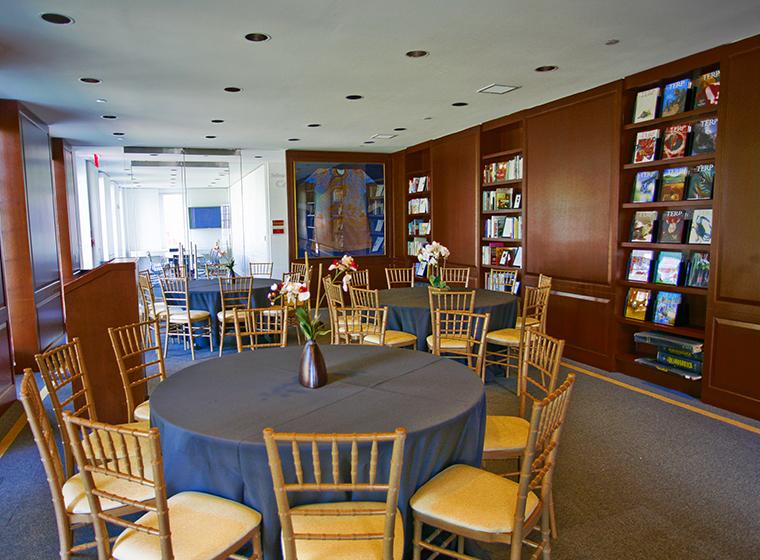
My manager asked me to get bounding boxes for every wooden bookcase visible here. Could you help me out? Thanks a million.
[615,62,719,396]
[404,144,432,277]
[479,119,525,289]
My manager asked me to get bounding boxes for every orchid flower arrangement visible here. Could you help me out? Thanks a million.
[417,241,450,289]
[328,254,358,292]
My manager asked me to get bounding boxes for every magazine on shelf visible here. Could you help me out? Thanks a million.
[630,211,658,242]
[632,171,658,203]
[662,124,691,159]
[652,291,683,326]
[661,78,692,116]
[686,164,715,200]
[627,249,654,282]
[690,118,718,155]
[659,167,688,201]
[685,252,710,288]
[633,129,660,163]
[694,70,720,108]
[654,251,683,285]
[632,87,660,123]
[657,210,686,243]
[625,288,652,321]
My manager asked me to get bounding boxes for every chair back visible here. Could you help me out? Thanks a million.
[538,274,553,289]
[234,307,289,351]
[428,289,476,313]
[349,286,380,308]
[138,272,162,319]
[159,276,190,310]
[323,278,346,344]
[349,269,370,289]
[205,263,229,279]
[249,262,273,278]
[219,276,254,313]
[35,339,97,477]
[521,286,551,333]
[440,267,470,288]
[485,268,519,294]
[334,307,387,345]
[385,267,415,289]
[108,318,167,422]
[518,330,565,418]
[162,262,186,278]
[263,427,407,560]
[62,414,168,559]
[431,310,491,381]
[290,262,309,278]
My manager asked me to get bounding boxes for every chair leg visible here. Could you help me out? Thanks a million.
[542,498,552,559]
[208,317,214,353]
[252,527,263,559]
[163,319,171,358]
[457,535,465,553]
[188,323,196,361]
[549,488,558,539]
[218,317,225,357]
[412,517,422,560]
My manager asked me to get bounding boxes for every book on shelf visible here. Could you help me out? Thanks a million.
[632,87,660,123]
[513,193,522,209]
[408,197,429,215]
[633,129,660,163]
[407,237,428,257]
[407,219,430,236]
[633,331,703,353]
[656,350,703,374]
[627,249,654,282]
[661,345,703,360]
[414,261,427,277]
[686,163,715,200]
[481,245,522,268]
[632,170,659,203]
[630,211,658,242]
[694,70,720,108]
[688,208,712,244]
[653,251,683,285]
[484,216,522,239]
[659,167,688,201]
[625,288,652,321]
[417,176,428,192]
[482,188,514,211]
[657,210,686,243]
[512,247,523,268]
[661,78,692,117]
[483,155,523,184]
[408,176,428,193]
[634,357,702,380]
[685,251,710,288]
[652,291,684,326]
[662,124,691,159]
[690,118,718,155]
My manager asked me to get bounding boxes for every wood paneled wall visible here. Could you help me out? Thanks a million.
[52,138,75,283]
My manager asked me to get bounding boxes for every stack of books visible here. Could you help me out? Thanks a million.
[483,155,523,185]
[633,331,703,380]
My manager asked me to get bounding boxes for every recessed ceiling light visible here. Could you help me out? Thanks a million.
[393,127,407,131]
[224,86,242,93]
[477,83,520,95]
[101,114,117,119]
[211,119,224,123]
[254,155,262,158]
[244,32,271,42]
[405,50,429,58]
[113,132,125,136]
[370,134,397,140]
[80,77,101,84]
[288,138,300,142]
[605,39,620,45]
[535,65,558,72]
[205,135,217,139]
[96,98,108,103]
[345,95,363,100]
[41,13,74,25]
[150,153,158,157]
[307,123,321,128]
[452,102,469,107]
[423,117,433,120]
[364,141,375,144]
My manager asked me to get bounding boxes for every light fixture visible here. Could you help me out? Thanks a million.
[345,95,363,100]
[423,117,433,120]
[224,86,242,93]
[370,133,397,140]
[41,13,74,25]
[605,39,620,45]
[535,65,558,72]
[364,141,375,144]
[254,155,263,158]
[96,98,108,103]
[205,135,217,139]
[211,119,224,123]
[101,115,117,119]
[393,127,407,131]
[452,102,468,107]
[307,123,321,128]
[477,84,520,95]
[405,50,429,58]
[244,32,271,42]
[288,138,300,142]
[113,132,125,136]
[80,77,101,84]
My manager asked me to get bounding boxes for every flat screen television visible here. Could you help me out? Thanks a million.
[189,206,222,229]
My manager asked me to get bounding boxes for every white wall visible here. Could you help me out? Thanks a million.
[267,160,289,279]
[123,188,162,254]
[241,164,270,274]
[186,188,229,254]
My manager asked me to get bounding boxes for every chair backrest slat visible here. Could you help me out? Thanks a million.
[249,262,273,278]
[431,310,491,381]
[219,276,254,311]
[385,267,414,289]
[349,286,380,308]
[428,289,476,314]
[234,307,289,351]
[205,263,230,278]
[349,269,370,289]
[518,330,565,418]
[485,268,519,294]
[334,307,387,345]
[440,267,470,288]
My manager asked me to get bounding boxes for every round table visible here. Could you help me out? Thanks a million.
[380,286,518,351]
[150,345,486,560]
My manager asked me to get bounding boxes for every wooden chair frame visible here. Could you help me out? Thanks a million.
[538,274,553,289]
[64,414,262,560]
[159,276,214,360]
[138,272,165,323]
[108,318,167,423]
[205,262,230,279]
[412,375,576,560]
[349,285,380,308]
[485,268,520,294]
[249,262,274,278]
[333,307,388,345]
[349,269,370,289]
[324,278,346,344]
[385,267,415,289]
[234,307,289,351]
[263,427,407,560]
[217,276,254,356]
[431,310,491,382]
[428,289,476,314]
[162,262,186,278]
[440,267,470,288]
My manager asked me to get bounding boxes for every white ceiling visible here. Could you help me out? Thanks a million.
[1,0,759,152]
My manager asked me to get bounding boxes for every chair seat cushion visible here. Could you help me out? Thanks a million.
[364,330,417,347]
[483,415,530,455]
[425,335,468,350]
[112,491,261,560]
[167,309,210,323]
[410,464,539,535]
[515,317,540,329]
[485,328,520,346]
[63,465,155,515]
[150,302,167,317]
[216,309,244,321]
[133,400,151,422]
[287,501,403,560]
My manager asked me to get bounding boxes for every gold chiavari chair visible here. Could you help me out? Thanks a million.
[290,261,308,278]
[440,266,470,288]
[538,274,553,289]
[349,286,417,348]
[205,262,230,279]
[385,267,415,289]
[430,310,491,382]
[35,339,148,478]
[485,286,550,378]
[334,306,388,345]
[138,272,166,322]
[64,414,263,560]
[516,274,553,330]
[249,262,274,278]
[485,268,520,294]
[108,318,167,423]
[263,427,407,560]
[426,289,476,352]
[323,277,347,344]
[234,307,289,351]
[159,276,214,360]
[217,276,254,356]
[19,371,153,560]
[349,268,370,289]
[162,262,187,278]
[410,375,576,560]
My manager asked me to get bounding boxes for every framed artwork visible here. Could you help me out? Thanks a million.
[292,160,386,258]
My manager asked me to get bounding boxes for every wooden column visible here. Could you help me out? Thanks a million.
[51,138,74,283]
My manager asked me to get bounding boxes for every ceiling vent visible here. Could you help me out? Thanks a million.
[477,84,520,95]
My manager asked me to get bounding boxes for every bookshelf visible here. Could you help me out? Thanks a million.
[404,145,432,277]
[479,119,525,290]
[616,61,719,395]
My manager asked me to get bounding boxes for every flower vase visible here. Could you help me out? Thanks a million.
[299,339,327,389]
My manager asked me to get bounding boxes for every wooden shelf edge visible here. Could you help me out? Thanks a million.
[482,264,523,271]
[616,316,705,339]
[623,106,718,131]
[482,148,523,160]
[482,178,523,188]
[621,199,713,209]
[623,153,716,170]
[482,237,522,243]
[618,280,708,296]
[617,353,702,382]
[620,242,711,251]
[482,209,523,215]
[406,191,430,199]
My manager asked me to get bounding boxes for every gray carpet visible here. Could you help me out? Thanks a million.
[1,340,759,559]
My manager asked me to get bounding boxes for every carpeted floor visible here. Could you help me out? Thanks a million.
[1,339,759,559]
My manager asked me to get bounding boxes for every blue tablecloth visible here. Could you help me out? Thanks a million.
[150,345,486,559]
